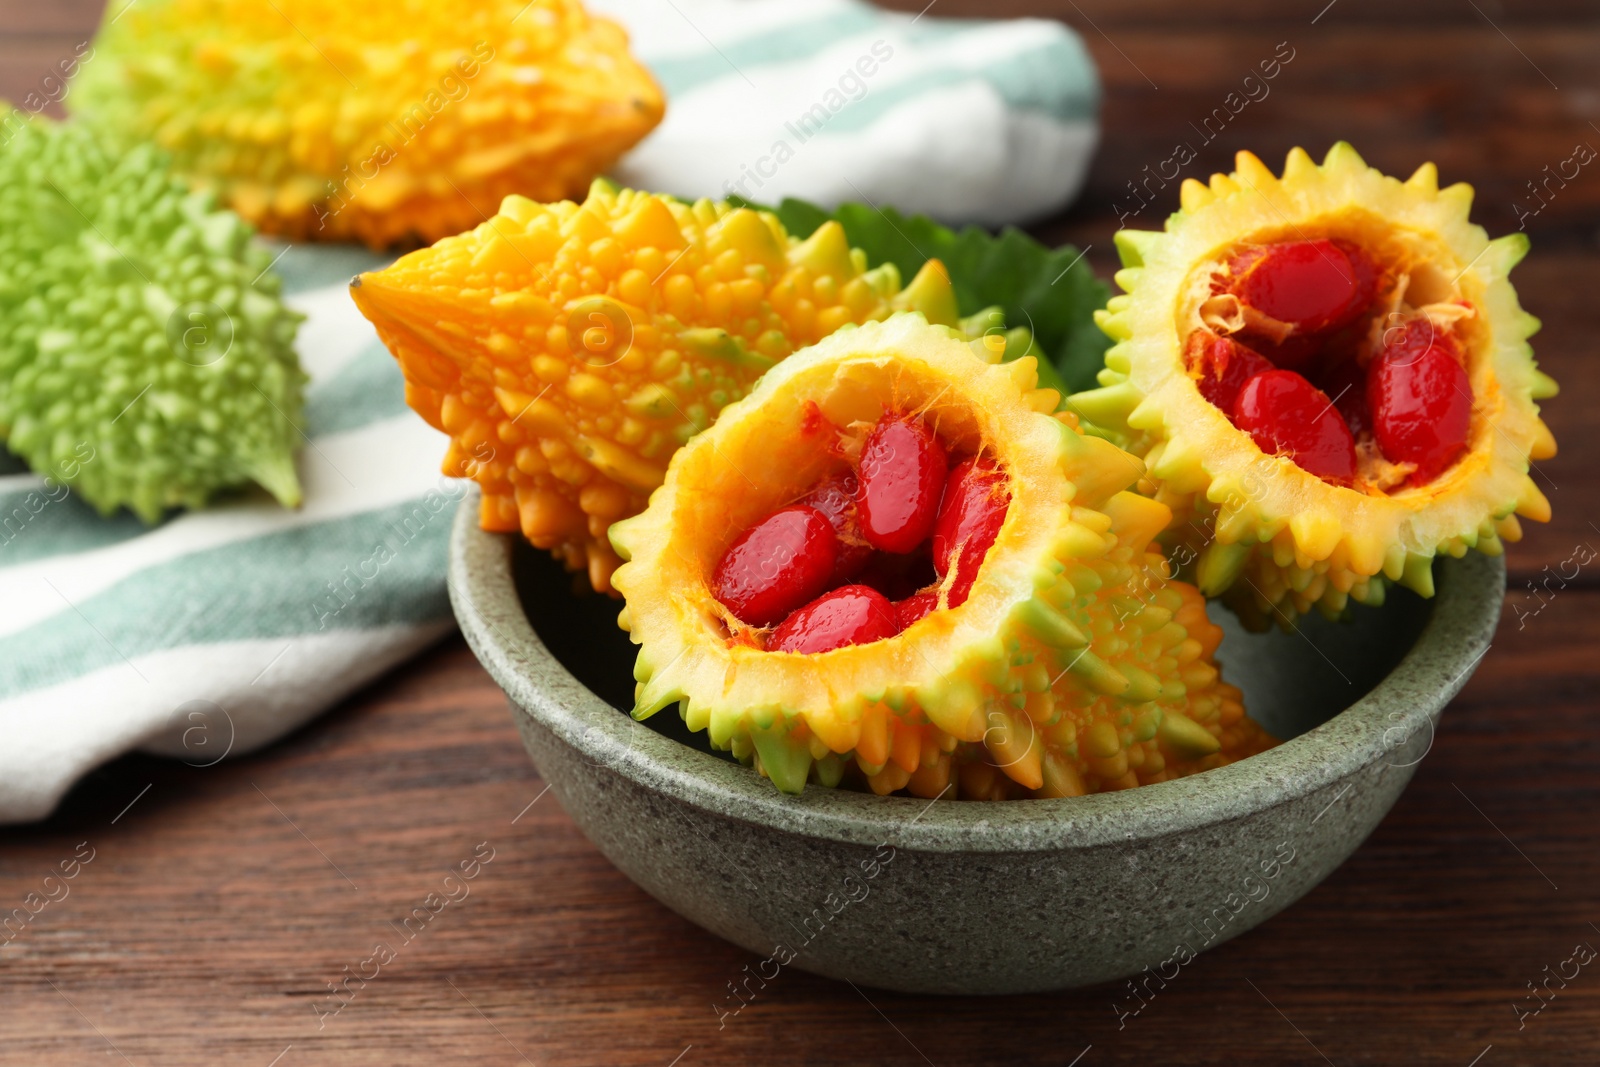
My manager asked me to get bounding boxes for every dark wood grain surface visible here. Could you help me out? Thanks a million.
[4,2,1599,1064]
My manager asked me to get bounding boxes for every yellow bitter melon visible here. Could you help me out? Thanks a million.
[72,0,664,249]
[611,315,1273,799]
[351,181,961,593]
[1071,145,1557,627]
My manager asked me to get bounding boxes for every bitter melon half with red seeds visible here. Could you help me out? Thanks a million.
[1072,145,1557,627]
[610,315,1274,799]
[73,0,664,248]
[352,181,962,593]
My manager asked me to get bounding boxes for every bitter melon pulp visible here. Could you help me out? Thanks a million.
[73,0,664,249]
[1072,145,1557,627]
[611,315,1274,799]
[0,111,305,521]
[352,180,963,593]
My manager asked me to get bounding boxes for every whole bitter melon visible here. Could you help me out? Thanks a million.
[73,0,665,249]
[0,111,305,521]
[352,180,964,593]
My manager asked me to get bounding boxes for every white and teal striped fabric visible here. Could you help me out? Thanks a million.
[595,0,1100,225]
[0,2,1100,822]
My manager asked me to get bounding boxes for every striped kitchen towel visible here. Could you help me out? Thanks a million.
[593,0,1100,226]
[0,2,1101,822]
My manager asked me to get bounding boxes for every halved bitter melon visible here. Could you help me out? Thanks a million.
[1072,145,1557,627]
[352,180,963,593]
[610,315,1273,799]
[73,0,664,248]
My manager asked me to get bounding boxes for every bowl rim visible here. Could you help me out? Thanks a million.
[449,491,1504,853]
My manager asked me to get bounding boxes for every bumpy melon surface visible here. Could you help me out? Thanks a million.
[73,0,664,249]
[1072,145,1557,626]
[352,181,961,593]
[0,112,305,521]
[610,316,1274,799]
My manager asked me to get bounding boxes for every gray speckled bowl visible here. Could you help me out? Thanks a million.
[448,492,1503,994]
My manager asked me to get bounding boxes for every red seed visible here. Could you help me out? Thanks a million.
[857,414,947,554]
[712,505,837,627]
[932,457,1009,607]
[769,585,898,654]
[1333,237,1378,309]
[893,591,940,632]
[1368,323,1472,484]
[1185,329,1276,413]
[1230,239,1374,334]
[1232,370,1358,483]
[796,471,873,582]
[1377,316,1460,367]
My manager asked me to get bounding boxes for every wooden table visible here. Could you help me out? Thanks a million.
[4,2,1599,1063]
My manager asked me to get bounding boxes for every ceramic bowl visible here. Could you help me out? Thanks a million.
[448,491,1503,994]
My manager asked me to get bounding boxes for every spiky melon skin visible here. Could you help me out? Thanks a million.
[0,112,305,522]
[1072,144,1557,627]
[610,316,1274,799]
[352,181,961,593]
[71,0,664,249]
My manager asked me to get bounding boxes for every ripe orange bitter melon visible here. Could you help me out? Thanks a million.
[611,315,1274,798]
[74,0,664,249]
[352,181,963,592]
[1071,145,1557,627]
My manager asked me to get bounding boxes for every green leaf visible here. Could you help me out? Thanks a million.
[734,196,1111,392]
